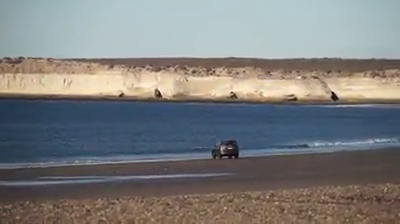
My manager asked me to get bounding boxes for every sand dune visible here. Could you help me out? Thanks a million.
[0,57,399,103]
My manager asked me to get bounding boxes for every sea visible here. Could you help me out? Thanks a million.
[0,99,400,169]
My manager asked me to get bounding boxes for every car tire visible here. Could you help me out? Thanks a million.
[234,154,239,159]
[228,155,233,159]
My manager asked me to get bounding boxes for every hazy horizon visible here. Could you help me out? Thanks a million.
[1,0,399,59]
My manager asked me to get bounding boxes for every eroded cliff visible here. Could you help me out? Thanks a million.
[0,57,399,103]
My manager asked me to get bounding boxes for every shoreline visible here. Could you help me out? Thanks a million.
[1,143,399,170]
[1,148,399,202]
[2,57,400,222]
[2,93,400,105]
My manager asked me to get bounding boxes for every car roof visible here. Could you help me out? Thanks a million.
[221,140,237,144]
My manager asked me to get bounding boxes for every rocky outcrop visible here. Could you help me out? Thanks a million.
[229,91,238,99]
[0,58,399,103]
[310,75,340,101]
[283,94,298,101]
[154,88,163,99]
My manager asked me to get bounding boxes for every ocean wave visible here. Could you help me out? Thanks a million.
[269,137,399,149]
[0,137,398,170]
[308,137,399,147]
[0,153,211,170]
[303,104,400,108]
[269,144,310,149]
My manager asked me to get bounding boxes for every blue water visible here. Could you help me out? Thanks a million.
[0,99,400,169]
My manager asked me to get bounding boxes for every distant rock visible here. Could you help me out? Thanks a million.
[154,88,163,98]
[118,91,125,98]
[330,91,339,101]
[284,94,298,101]
[229,91,238,99]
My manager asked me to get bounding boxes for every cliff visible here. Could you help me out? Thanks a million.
[0,57,399,103]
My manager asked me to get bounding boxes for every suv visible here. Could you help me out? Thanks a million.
[212,140,239,159]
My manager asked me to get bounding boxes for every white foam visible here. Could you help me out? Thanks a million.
[244,144,383,157]
[303,104,400,108]
[308,137,399,147]
[0,137,399,170]
[0,153,212,170]
[0,173,233,187]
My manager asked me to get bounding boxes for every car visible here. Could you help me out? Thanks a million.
[211,140,239,159]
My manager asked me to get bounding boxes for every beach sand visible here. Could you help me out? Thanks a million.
[1,148,400,223]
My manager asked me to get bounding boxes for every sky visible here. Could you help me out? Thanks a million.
[0,0,399,59]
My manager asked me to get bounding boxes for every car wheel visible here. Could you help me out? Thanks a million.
[228,155,232,159]
[234,154,239,159]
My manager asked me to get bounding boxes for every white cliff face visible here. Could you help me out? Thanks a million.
[0,73,126,97]
[1,71,399,102]
[326,77,400,100]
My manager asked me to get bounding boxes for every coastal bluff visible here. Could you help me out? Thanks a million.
[1,57,400,103]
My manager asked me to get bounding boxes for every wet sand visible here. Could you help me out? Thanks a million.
[0,148,399,202]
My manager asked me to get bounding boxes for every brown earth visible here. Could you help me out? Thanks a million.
[73,57,400,72]
[1,57,400,79]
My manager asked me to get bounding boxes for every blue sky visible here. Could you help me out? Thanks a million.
[0,0,399,59]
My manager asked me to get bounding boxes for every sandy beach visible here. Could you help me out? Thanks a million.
[1,148,400,223]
